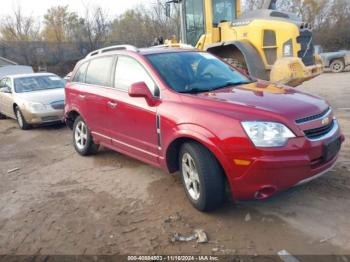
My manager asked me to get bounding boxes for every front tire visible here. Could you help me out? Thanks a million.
[73,116,99,156]
[15,107,30,130]
[330,59,345,73]
[179,142,226,211]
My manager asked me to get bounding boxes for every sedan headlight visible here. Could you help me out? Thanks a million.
[242,121,295,147]
[25,102,49,112]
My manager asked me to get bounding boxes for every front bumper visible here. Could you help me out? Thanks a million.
[228,130,344,201]
[22,108,64,124]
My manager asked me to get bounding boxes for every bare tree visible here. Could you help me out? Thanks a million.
[109,0,180,47]
[243,0,265,10]
[83,6,110,51]
[0,6,40,41]
[42,5,81,42]
[0,7,41,66]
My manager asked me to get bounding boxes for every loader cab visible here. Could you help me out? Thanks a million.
[167,0,239,47]
[212,0,237,26]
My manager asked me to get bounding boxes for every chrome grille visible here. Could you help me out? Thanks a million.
[304,120,335,139]
[295,107,330,124]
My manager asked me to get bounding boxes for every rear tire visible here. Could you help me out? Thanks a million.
[179,142,226,211]
[15,107,30,130]
[73,116,99,156]
[330,59,345,73]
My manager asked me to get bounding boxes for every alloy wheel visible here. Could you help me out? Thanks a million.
[182,153,201,201]
[75,121,88,150]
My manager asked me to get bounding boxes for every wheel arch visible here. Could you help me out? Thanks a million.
[12,103,18,114]
[165,133,230,178]
[65,110,80,129]
[205,40,268,80]
[13,103,19,115]
[330,57,345,65]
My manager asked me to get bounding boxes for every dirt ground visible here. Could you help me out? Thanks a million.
[0,72,350,256]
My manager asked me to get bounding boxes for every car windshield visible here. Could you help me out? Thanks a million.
[146,51,252,94]
[14,75,65,93]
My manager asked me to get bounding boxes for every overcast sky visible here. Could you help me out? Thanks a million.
[0,0,149,18]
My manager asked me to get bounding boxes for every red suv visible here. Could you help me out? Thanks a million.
[65,45,344,211]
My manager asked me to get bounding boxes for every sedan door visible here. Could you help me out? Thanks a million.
[0,78,15,118]
[108,55,160,165]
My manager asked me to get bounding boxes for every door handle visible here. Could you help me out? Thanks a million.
[78,94,86,100]
[107,101,117,108]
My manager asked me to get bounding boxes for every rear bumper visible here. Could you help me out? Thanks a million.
[227,133,344,201]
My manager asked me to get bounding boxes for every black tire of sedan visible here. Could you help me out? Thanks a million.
[73,116,99,156]
[330,59,345,73]
[179,142,226,211]
[15,107,30,130]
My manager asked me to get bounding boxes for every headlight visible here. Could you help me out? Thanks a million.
[283,39,293,57]
[242,121,295,147]
[25,102,49,112]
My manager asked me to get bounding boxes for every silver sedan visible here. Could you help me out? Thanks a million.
[0,73,65,129]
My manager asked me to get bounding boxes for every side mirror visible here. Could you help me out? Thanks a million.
[0,86,10,93]
[128,82,158,106]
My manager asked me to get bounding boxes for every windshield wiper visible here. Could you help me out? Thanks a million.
[180,80,254,94]
[179,87,207,94]
[209,80,253,92]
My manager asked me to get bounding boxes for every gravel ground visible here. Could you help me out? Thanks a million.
[0,72,349,256]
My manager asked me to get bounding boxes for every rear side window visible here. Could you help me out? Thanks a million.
[73,62,89,83]
[115,56,157,95]
[85,56,115,86]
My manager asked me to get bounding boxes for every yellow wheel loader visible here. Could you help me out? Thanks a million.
[165,0,323,86]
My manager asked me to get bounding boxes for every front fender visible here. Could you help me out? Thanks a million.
[164,123,233,176]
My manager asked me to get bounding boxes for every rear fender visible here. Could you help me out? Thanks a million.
[322,53,346,67]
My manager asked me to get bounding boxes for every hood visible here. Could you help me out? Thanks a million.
[193,81,329,121]
[16,88,64,105]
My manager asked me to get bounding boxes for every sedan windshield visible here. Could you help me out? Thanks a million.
[14,75,65,93]
[146,51,252,94]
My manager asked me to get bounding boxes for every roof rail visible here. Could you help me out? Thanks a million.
[152,43,195,49]
[86,45,139,58]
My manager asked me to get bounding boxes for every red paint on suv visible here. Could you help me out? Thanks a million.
[64,47,344,211]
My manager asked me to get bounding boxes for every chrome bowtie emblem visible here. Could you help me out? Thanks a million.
[322,117,330,126]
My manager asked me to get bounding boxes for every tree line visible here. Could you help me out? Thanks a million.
[0,1,179,75]
[0,0,349,75]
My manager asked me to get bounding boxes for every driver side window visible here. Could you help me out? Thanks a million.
[5,78,12,89]
[212,0,236,25]
[0,78,12,92]
[114,56,158,96]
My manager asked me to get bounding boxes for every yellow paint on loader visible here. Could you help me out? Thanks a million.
[166,0,323,87]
